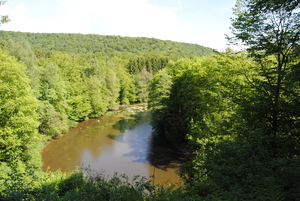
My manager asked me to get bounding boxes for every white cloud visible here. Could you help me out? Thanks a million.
[10,4,30,16]
[177,1,183,10]
[1,2,90,33]
[59,0,183,39]
[181,21,192,26]
[195,33,229,51]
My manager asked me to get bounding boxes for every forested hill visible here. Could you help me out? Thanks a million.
[0,31,216,57]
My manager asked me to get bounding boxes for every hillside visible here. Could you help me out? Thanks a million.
[0,31,216,57]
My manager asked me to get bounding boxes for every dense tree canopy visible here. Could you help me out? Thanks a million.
[0,30,215,138]
[147,1,300,200]
[0,50,42,193]
[0,31,216,57]
[0,28,214,199]
[149,51,252,147]
[229,0,300,163]
[2,0,299,199]
[162,0,300,199]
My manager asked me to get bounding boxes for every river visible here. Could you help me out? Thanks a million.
[41,104,184,186]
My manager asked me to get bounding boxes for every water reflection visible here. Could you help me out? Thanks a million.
[147,133,185,170]
[42,104,183,185]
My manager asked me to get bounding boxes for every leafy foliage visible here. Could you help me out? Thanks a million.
[126,55,169,74]
[1,38,40,96]
[117,67,137,105]
[149,52,250,147]
[149,46,300,199]
[159,1,300,200]
[0,29,210,198]
[2,2,300,198]
[0,1,10,25]
[136,68,153,102]
[1,168,196,201]
[0,30,216,57]
[0,49,42,194]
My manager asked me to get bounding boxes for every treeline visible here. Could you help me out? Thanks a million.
[0,30,216,57]
[0,35,206,137]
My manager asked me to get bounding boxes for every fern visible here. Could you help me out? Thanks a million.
[249,183,284,201]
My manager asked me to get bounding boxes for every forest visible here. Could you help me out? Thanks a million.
[0,30,215,57]
[1,0,300,200]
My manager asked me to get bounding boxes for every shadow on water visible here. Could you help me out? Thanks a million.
[147,132,186,171]
[112,111,150,132]
[42,103,184,185]
[111,109,186,171]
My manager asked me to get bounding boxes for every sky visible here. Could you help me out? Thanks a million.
[1,0,238,51]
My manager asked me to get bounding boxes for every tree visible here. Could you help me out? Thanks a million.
[0,50,42,193]
[148,69,172,111]
[136,67,153,102]
[1,38,40,96]
[38,63,70,136]
[105,68,120,109]
[117,67,136,105]
[149,54,247,147]
[191,1,300,199]
[229,0,300,159]
[148,69,172,138]
[229,0,300,134]
[0,31,215,57]
[0,1,10,25]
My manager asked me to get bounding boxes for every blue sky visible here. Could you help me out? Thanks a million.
[1,0,238,51]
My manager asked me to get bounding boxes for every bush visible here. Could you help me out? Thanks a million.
[1,168,196,201]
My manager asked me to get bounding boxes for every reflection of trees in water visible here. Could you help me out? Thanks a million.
[111,107,185,171]
[147,132,186,171]
[117,126,185,169]
[44,103,184,175]
[112,111,150,133]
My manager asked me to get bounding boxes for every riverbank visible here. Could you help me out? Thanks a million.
[41,103,183,186]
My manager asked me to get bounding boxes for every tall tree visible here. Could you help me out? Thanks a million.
[38,63,71,136]
[0,50,42,193]
[136,67,153,102]
[1,38,40,96]
[229,0,300,157]
[148,69,172,138]
[189,0,300,199]
[117,67,136,105]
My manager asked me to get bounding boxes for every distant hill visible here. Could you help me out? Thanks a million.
[0,31,216,57]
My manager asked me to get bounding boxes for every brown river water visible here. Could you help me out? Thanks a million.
[42,104,184,186]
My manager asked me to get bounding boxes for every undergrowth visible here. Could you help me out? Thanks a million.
[0,167,197,201]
